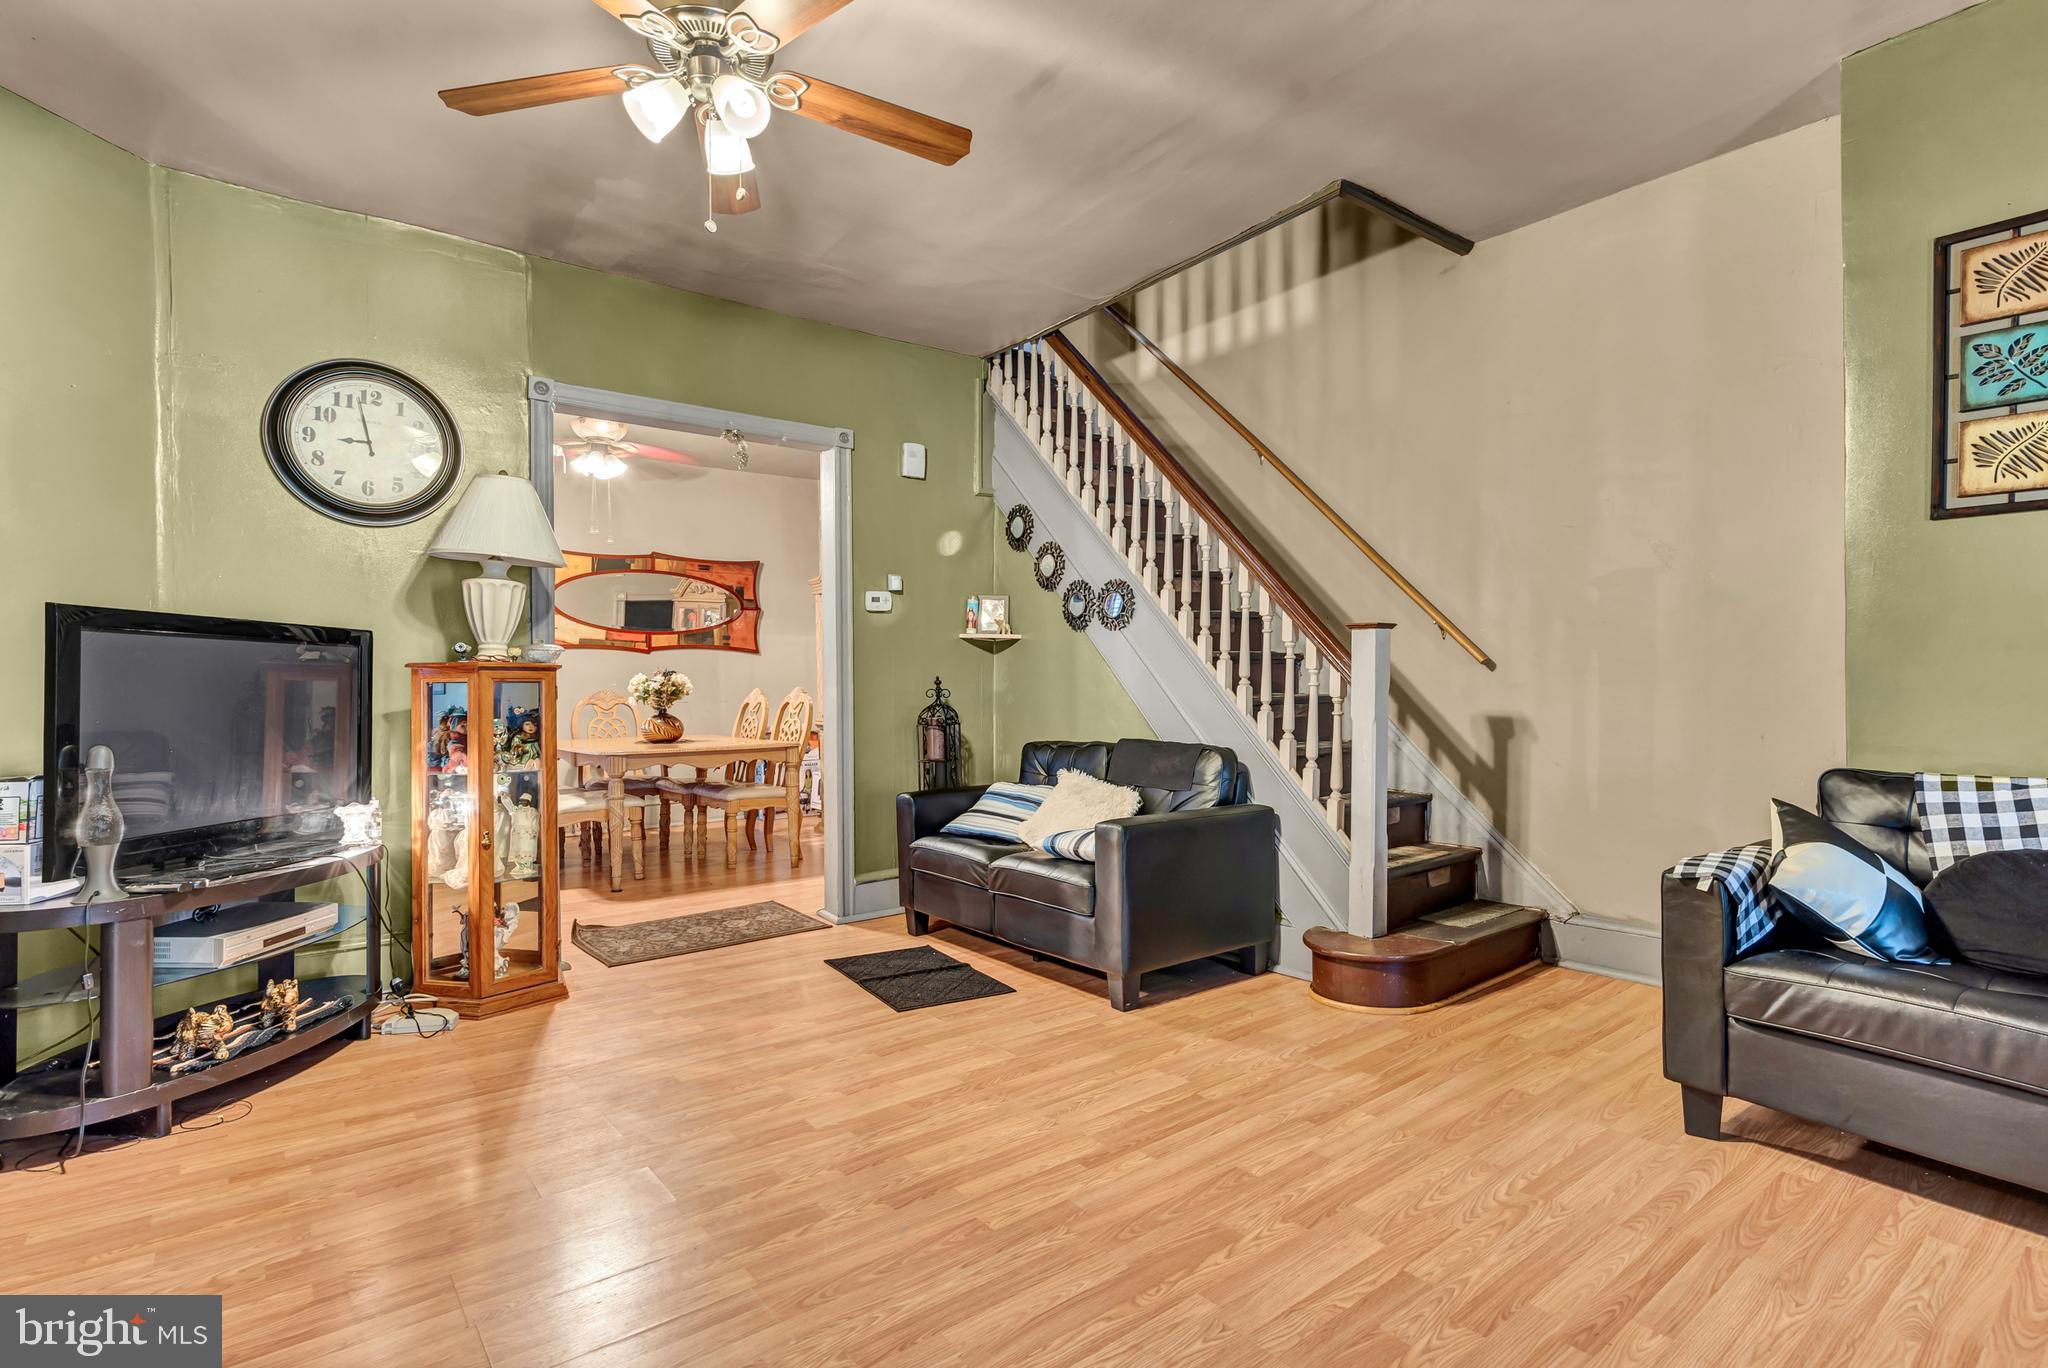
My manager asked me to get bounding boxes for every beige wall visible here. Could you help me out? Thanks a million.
[554,462,821,744]
[1073,118,1847,929]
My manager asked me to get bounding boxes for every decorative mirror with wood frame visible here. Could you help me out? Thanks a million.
[553,550,762,654]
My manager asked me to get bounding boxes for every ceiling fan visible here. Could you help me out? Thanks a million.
[555,417,701,479]
[439,0,972,232]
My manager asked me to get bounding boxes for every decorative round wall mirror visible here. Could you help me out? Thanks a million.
[1098,578,1136,631]
[1032,540,1065,591]
[1004,503,1035,551]
[1061,580,1096,631]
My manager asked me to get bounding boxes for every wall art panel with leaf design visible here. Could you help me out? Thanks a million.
[1933,211,2048,518]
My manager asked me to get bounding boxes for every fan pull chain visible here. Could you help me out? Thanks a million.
[705,174,718,233]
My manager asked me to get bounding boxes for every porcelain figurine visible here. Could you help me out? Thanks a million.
[507,793,541,880]
[494,901,520,978]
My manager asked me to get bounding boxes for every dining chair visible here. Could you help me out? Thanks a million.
[676,687,812,868]
[554,757,609,866]
[570,688,658,878]
[656,688,767,862]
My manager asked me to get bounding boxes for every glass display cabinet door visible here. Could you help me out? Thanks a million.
[483,673,553,992]
[420,674,480,989]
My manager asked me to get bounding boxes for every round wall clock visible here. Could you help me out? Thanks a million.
[261,359,462,526]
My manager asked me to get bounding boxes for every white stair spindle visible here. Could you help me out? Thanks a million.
[1173,502,1193,628]
[1064,382,1082,498]
[1213,545,1235,687]
[1256,586,1274,741]
[1236,570,1255,714]
[1279,613,1299,773]
[1005,349,1020,414]
[1096,402,1115,537]
[1040,353,1060,466]
[1023,343,1040,443]
[987,355,1001,399]
[1058,375,1075,488]
[1300,641,1323,801]
[1325,668,1347,832]
[1138,454,1157,588]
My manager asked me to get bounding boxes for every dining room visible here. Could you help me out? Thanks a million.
[542,401,834,937]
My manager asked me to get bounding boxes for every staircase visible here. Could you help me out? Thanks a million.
[986,331,1567,1003]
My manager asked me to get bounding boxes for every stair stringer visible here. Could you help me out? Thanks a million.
[991,415,1347,979]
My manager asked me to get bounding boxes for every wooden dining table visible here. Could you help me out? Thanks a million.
[559,733,806,892]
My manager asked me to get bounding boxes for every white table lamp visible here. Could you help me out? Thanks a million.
[427,472,565,661]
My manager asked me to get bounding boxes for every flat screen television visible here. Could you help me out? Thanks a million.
[43,604,373,880]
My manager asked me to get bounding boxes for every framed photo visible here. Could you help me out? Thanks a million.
[1932,211,2048,518]
[976,595,1010,635]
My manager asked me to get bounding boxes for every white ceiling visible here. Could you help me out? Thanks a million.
[0,0,1974,355]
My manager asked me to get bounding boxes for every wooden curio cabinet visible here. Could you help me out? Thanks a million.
[408,661,567,1017]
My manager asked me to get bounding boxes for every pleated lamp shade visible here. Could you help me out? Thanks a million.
[428,474,565,570]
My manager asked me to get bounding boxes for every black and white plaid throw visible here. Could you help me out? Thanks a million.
[1913,773,2048,873]
[1668,842,1777,953]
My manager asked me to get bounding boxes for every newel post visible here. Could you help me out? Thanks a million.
[1348,624,1393,939]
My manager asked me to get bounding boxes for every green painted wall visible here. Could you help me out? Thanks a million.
[0,89,157,763]
[1844,0,2048,770]
[989,526,1154,768]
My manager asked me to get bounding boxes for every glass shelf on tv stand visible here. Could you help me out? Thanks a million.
[0,902,370,1010]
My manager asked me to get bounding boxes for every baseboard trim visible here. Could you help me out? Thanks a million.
[1542,914,1660,986]
[828,876,902,924]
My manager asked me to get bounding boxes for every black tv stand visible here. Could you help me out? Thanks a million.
[0,844,383,1142]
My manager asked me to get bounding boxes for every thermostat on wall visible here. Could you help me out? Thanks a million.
[864,590,894,612]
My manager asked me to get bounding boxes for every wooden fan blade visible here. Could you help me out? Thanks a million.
[780,75,971,165]
[440,66,628,116]
[731,0,858,46]
[588,0,654,23]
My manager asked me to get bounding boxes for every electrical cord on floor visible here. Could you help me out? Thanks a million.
[176,1098,253,1132]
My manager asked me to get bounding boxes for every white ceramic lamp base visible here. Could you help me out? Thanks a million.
[463,564,527,661]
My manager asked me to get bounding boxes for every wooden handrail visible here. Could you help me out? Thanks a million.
[1101,304,1496,671]
[1045,332,1353,674]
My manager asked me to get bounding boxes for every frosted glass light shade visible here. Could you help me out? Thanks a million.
[427,474,565,570]
[711,74,772,138]
[622,78,691,143]
[703,118,756,175]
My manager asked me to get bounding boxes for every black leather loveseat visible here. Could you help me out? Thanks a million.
[1664,767,2048,1192]
[896,739,1277,1010]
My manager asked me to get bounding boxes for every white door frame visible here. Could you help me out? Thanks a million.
[525,376,856,921]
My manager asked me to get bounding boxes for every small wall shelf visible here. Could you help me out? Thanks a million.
[959,632,1022,644]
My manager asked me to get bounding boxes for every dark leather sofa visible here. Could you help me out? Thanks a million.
[1664,767,2048,1192]
[896,739,1278,1010]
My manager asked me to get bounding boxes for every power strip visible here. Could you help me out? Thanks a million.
[378,1007,457,1036]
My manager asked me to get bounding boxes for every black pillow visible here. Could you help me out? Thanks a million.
[1766,799,1945,963]
[1924,850,2048,977]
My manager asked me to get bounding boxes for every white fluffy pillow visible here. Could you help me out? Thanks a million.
[1016,768,1141,846]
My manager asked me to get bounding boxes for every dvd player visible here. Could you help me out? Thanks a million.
[153,900,340,969]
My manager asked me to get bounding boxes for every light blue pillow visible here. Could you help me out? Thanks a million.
[1038,828,1097,862]
[939,782,1047,843]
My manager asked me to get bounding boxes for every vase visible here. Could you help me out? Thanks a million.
[643,709,684,743]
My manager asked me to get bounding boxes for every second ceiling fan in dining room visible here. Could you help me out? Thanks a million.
[438,0,973,232]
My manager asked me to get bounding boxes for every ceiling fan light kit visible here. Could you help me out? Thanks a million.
[439,1,972,233]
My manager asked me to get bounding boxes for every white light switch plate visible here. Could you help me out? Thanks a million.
[864,590,894,612]
[886,574,904,593]
[901,442,927,479]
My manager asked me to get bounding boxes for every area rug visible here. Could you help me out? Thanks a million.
[824,946,1016,1012]
[571,902,826,967]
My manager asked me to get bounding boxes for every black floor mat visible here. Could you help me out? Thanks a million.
[824,946,1016,1012]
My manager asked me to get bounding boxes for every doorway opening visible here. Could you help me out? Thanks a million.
[525,378,854,923]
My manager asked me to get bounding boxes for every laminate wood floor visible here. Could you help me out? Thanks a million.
[4,840,2046,1367]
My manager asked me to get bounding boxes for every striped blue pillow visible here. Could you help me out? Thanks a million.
[1038,828,1096,862]
[939,782,1048,843]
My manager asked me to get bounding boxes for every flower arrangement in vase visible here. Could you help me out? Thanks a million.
[628,669,693,742]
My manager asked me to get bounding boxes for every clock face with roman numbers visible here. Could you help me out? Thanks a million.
[262,360,462,526]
